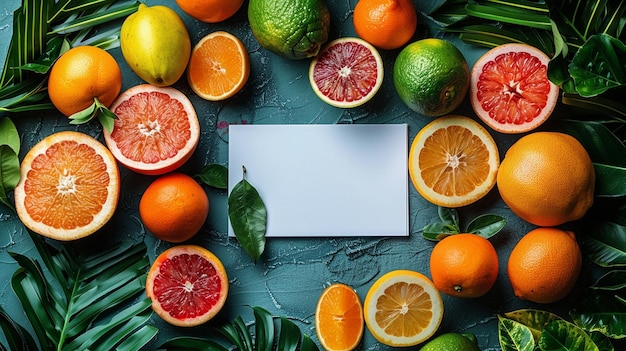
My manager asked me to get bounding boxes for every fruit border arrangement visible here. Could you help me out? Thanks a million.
[1,0,626,350]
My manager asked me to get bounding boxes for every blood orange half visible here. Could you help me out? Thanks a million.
[470,43,559,134]
[103,84,200,175]
[309,37,383,108]
[146,245,228,327]
[14,131,120,241]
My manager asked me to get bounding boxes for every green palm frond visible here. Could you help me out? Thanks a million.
[0,0,139,116]
[158,306,320,351]
[1,232,157,351]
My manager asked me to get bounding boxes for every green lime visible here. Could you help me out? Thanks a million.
[248,0,330,60]
[393,38,469,117]
[419,333,481,351]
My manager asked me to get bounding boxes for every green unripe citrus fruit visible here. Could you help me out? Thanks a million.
[248,0,330,60]
[419,333,481,351]
[393,38,469,117]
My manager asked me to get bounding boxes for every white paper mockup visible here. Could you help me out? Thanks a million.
[228,124,408,237]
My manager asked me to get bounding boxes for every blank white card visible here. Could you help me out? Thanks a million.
[228,124,408,237]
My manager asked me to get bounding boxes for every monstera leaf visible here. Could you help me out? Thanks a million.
[0,233,157,351]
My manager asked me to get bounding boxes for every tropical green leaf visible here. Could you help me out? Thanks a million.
[560,119,626,167]
[464,3,552,30]
[571,287,626,339]
[421,223,459,241]
[498,315,535,351]
[438,206,460,228]
[3,235,155,350]
[589,270,626,291]
[0,117,20,153]
[228,166,267,261]
[594,163,626,197]
[0,307,38,351]
[157,336,228,351]
[0,145,19,210]
[579,221,626,267]
[254,306,275,351]
[197,164,229,190]
[561,92,626,120]
[504,309,563,342]
[569,34,626,97]
[158,307,319,351]
[539,319,599,351]
[466,214,506,238]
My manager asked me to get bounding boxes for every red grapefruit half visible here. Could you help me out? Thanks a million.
[470,43,559,134]
[309,37,383,108]
[146,245,228,327]
[103,84,200,175]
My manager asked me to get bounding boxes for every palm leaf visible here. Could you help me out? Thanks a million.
[1,231,156,351]
[158,306,320,351]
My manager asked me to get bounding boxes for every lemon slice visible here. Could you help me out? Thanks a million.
[363,270,443,347]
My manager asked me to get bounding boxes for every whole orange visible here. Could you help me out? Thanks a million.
[429,233,499,298]
[48,45,122,117]
[139,172,209,243]
[497,132,595,227]
[353,0,417,50]
[175,0,244,23]
[507,227,582,303]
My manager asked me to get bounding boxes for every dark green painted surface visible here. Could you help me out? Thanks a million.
[0,0,622,350]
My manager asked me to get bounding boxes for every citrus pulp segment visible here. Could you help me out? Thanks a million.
[363,270,443,347]
[470,43,559,133]
[408,115,500,208]
[187,31,250,101]
[103,84,200,175]
[309,37,383,108]
[315,283,364,351]
[14,131,120,241]
[146,245,228,327]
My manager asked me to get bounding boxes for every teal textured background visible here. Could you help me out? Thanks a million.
[1,0,619,350]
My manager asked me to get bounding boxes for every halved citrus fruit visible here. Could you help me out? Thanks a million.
[363,270,443,347]
[146,245,228,327]
[187,31,250,101]
[408,115,500,208]
[14,131,120,241]
[103,84,200,175]
[315,283,364,351]
[470,43,559,134]
[309,37,383,108]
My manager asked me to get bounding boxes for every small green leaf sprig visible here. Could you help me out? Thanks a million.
[422,206,506,241]
[198,164,268,262]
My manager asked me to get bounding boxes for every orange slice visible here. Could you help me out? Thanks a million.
[363,270,443,347]
[13,131,120,241]
[315,283,364,351]
[146,245,229,327]
[187,31,250,101]
[104,84,200,175]
[408,115,500,208]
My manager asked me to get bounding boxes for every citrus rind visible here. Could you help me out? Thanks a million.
[470,43,559,134]
[315,283,364,351]
[187,31,250,101]
[309,37,384,108]
[146,245,229,327]
[103,84,200,175]
[408,115,500,208]
[363,270,443,347]
[14,131,120,241]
